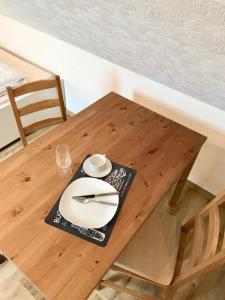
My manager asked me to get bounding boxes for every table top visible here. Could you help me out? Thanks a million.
[0,92,206,299]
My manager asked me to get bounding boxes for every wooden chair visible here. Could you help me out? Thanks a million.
[7,75,67,147]
[100,190,225,299]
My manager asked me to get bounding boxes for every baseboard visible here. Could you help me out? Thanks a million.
[66,109,75,117]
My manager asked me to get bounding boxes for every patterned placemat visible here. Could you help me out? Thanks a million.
[45,155,136,247]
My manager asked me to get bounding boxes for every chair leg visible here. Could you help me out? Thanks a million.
[95,283,104,291]
[0,254,6,264]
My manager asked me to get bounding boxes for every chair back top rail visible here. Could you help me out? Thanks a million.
[12,79,57,97]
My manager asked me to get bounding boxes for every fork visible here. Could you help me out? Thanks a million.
[72,196,118,206]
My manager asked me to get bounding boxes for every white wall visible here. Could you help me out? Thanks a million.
[0,14,225,195]
[1,1,225,111]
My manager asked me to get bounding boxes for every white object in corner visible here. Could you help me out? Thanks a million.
[0,48,55,148]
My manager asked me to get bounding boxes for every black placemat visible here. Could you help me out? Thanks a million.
[45,155,136,247]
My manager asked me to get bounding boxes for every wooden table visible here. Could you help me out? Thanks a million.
[0,92,206,299]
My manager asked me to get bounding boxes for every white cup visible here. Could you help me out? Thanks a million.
[89,154,107,173]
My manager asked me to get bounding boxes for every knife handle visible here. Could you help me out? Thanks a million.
[77,192,119,199]
[94,192,119,198]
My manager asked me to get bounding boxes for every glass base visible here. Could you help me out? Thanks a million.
[58,166,72,177]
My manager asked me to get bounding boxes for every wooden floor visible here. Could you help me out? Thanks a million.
[0,258,46,300]
[1,127,225,300]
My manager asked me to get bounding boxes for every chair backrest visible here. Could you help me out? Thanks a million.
[7,75,67,147]
[172,190,225,289]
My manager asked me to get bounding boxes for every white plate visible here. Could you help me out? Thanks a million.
[59,177,119,228]
[83,157,112,178]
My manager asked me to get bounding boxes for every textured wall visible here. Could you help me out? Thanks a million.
[1,0,225,110]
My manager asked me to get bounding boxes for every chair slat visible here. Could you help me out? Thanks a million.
[220,192,225,250]
[18,99,59,116]
[204,204,220,259]
[13,79,56,97]
[189,216,204,268]
[174,230,188,277]
[24,117,63,135]
[100,280,159,300]
[222,232,225,250]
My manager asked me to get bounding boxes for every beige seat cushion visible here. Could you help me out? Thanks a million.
[115,209,181,286]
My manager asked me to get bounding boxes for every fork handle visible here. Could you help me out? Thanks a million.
[91,200,118,206]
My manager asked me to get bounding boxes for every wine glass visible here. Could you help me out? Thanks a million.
[56,144,72,176]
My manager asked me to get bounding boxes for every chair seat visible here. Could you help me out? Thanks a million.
[115,209,181,286]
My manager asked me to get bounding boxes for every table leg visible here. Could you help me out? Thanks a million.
[169,154,198,207]
[0,254,6,264]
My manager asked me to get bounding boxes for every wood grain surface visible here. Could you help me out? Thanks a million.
[0,92,206,299]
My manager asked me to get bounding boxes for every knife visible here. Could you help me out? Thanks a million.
[73,192,119,199]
